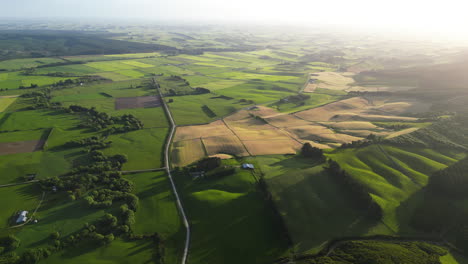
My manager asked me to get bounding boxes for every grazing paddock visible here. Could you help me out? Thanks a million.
[0,139,45,155]
[171,138,206,167]
[115,96,162,110]
[244,139,301,155]
[0,96,18,112]
[202,135,249,156]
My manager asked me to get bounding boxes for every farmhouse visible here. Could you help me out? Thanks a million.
[242,163,254,170]
[16,211,28,224]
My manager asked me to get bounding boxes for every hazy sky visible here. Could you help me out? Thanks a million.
[2,0,468,35]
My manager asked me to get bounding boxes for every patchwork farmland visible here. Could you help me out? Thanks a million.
[0,24,467,264]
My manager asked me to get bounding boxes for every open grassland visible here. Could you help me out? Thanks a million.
[168,94,249,125]
[9,192,108,254]
[125,172,183,263]
[175,159,287,264]
[44,239,155,264]
[0,71,78,90]
[104,128,168,170]
[0,96,18,112]
[0,58,66,71]
[0,129,45,143]
[0,109,79,131]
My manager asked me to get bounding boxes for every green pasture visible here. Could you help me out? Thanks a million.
[44,239,155,264]
[167,93,248,125]
[0,184,41,229]
[0,96,17,112]
[0,71,78,90]
[104,128,168,170]
[327,145,461,234]
[125,172,183,263]
[0,109,79,131]
[13,193,109,255]
[0,58,65,71]
[176,159,287,264]
[253,155,371,253]
[0,129,45,143]
[34,64,100,75]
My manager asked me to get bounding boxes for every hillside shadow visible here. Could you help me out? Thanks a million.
[272,171,376,253]
[395,188,427,236]
[270,156,323,170]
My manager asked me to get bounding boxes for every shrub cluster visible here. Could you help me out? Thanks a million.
[66,105,143,133]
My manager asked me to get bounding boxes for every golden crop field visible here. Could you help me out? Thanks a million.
[243,139,301,155]
[171,138,206,167]
[202,135,249,156]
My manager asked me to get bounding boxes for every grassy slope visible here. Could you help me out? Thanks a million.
[175,159,287,264]
[252,144,465,254]
[0,184,41,230]
[253,155,371,253]
[103,128,168,170]
[327,145,464,234]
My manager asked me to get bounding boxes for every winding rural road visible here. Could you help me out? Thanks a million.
[156,80,191,264]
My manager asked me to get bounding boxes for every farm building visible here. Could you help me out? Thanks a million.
[16,211,28,224]
[242,164,254,170]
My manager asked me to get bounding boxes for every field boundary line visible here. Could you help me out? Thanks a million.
[221,118,252,156]
[156,79,191,264]
[199,137,209,157]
